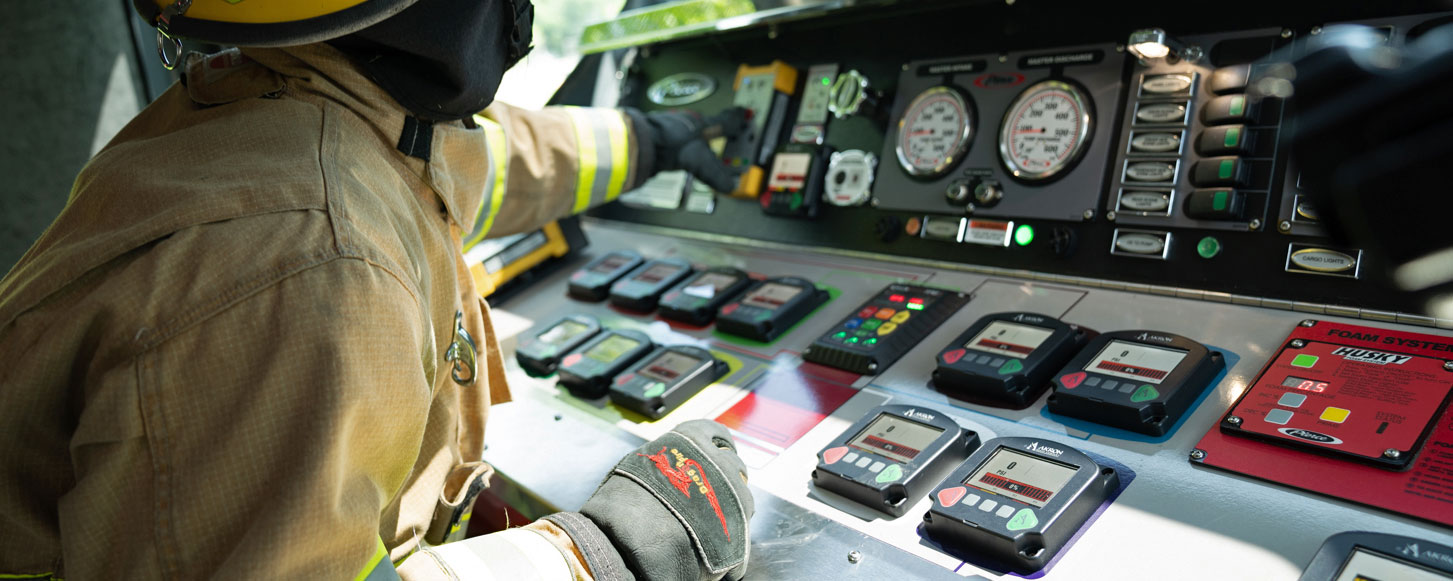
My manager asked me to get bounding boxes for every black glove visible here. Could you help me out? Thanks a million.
[544,420,754,580]
[624,107,750,193]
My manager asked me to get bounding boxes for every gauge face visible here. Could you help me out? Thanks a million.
[895,87,974,178]
[998,80,1094,181]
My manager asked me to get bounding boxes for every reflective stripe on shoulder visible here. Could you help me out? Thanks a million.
[0,573,60,580]
[563,108,631,214]
[463,116,510,249]
[421,527,573,580]
[355,537,401,581]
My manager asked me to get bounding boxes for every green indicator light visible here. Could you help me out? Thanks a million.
[1197,236,1221,259]
[821,77,831,86]
[865,338,878,346]
[907,303,924,311]
[1218,159,1235,179]
[1212,191,1228,211]
[834,331,848,339]
[1229,96,1245,116]
[1014,224,1035,246]
[1292,354,1319,368]
[846,336,861,344]
[1224,127,1241,148]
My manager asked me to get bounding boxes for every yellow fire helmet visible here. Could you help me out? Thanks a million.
[133,0,417,70]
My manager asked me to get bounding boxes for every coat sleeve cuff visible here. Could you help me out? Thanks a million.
[541,512,637,581]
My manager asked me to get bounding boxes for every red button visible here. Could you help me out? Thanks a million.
[616,372,636,386]
[721,303,740,315]
[858,306,879,318]
[1061,371,1087,389]
[822,446,849,465]
[937,486,967,507]
[942,348,966,364]
[562,353,583,368]
[909,297,925,305]
[888,294,906,303]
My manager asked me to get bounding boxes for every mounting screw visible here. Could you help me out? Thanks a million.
[1444,360,1453,372]
[768,24,779,39]
[1279,220,1293,233]
[870,197,880,208]
[1183,45,1205,64]
[1105,211,1117,222]
[965,203,977,216]
[1281,28,1294,38]
[1116,44,1126,53]
[1384,448,1400,459]
[999,54,1008,63]
[867,362,879,372]
[553,414,563,421]
[1248,218,1262,231]
[1190,449,1207,460]
[1227,416,1242,426]
[1310,25,1323,36]
[848,551,863,564]
[1300,320,1317,327]
[1291,339,1306,348]
[902,64,909,71]
[1083,209,1095,221]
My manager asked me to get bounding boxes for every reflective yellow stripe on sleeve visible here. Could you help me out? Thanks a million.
[564,108,600,214]
[602,112,630,201]
[355,537,401,581]
[463,115,510,249]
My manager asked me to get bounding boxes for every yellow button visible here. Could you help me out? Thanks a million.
[891,311,911,324]
[1320,407,1350,423]
[877,322,898,336]
[875,308,896,320]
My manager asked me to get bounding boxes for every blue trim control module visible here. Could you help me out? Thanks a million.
[515,314,603,377]
[813,405,979,517]
[568,250,644,302]
[803,283,971,375]
[609,257,695,312]
[924,437,1119,574]
[715,276,829,342]
[609,345,728,419]
[557,328,655,398]
[1046,330,1224,436]
[933,312,1093,409]
[658,267,754,326]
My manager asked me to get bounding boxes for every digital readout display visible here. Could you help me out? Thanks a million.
[743,283,804,310]
[683,272,741,299]
[1084,340,1187,385]
[638,351,704,383]
[965,448,1078,508]
[584,335,641,363]
[1282,375,1330,393]
[966,321,1054,359]
[846,413,945,464]
[633,263,684,284]
[591,254,632,273]
[1335,548,1453,581]
[537,320,590,346]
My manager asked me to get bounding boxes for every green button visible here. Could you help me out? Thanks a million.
[1007,509,1039,531]
[1229,96,1245,116]
[846,336,860,344]
[875,463,903,483]
[1223,127,1241,148]
[643,382,667,398]
[1212,190,1228,211]
[998,359,1024,375]
[864,338,879,346]
[1218,159,1235,179]
[789,191,803,211]
[1292,354,1319,368]
[861,319,882,330]
[1131,384,1160,402]
[1197,236,1221,259]
[834,331,848,339]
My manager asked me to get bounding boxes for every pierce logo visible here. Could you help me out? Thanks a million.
[1277,428,1343,445]
[1331,347,1412,365]
[1026,441,1065,457]
[639,446,730,539]
[903,408,937,422]
[1134,333,1173,344]
[647,73,717,106]
[974,72,1026,89]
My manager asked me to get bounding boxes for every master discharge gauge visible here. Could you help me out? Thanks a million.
[998,79,1094,182]
[896,86,975,179]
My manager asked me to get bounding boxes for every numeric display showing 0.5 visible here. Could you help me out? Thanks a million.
[1282,375,1329,393]
[998,80,1094,181]
[895,86,975,178]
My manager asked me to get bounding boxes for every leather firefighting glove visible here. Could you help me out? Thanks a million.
[623,107,750,193]
[543,420,754,581]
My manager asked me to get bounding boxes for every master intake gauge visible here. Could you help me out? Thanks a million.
[999,79,1094,182]
[896,86,975,179]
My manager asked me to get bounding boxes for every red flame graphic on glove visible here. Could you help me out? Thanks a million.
[640,446,730,540]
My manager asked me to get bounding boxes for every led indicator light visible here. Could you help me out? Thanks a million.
[1197,236,1221,259]
[1013,225,1035,246]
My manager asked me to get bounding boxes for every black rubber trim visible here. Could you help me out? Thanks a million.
[132,0,414,47]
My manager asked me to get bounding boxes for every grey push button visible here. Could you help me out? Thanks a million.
[979,499,998,512]
[976,355,992,365]
[1285,244,1361,278]
[1083,376,1102,387]
[869,461,885,473]
[1118,383,1136,394]
[995,505,1016,518]
[843,452,860,464]
[856,456,872,468]
[1131,132,1183,154]
[1197,126,1254,156]
[1185,189,1245,220]
[1141,73,1195,95]
[1191,157,1249,188]
[962,493,982,506]
[1125,161,1177,183]
[1136,102,1189,124]
[1208,64,1251,94]
[1102,380,1119,391]
[1112,229,1171,259]
[1278,392,1307,408]
[1119,190,1172,214]
[1265,409,1294,425]
[1202,94,1256,125]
